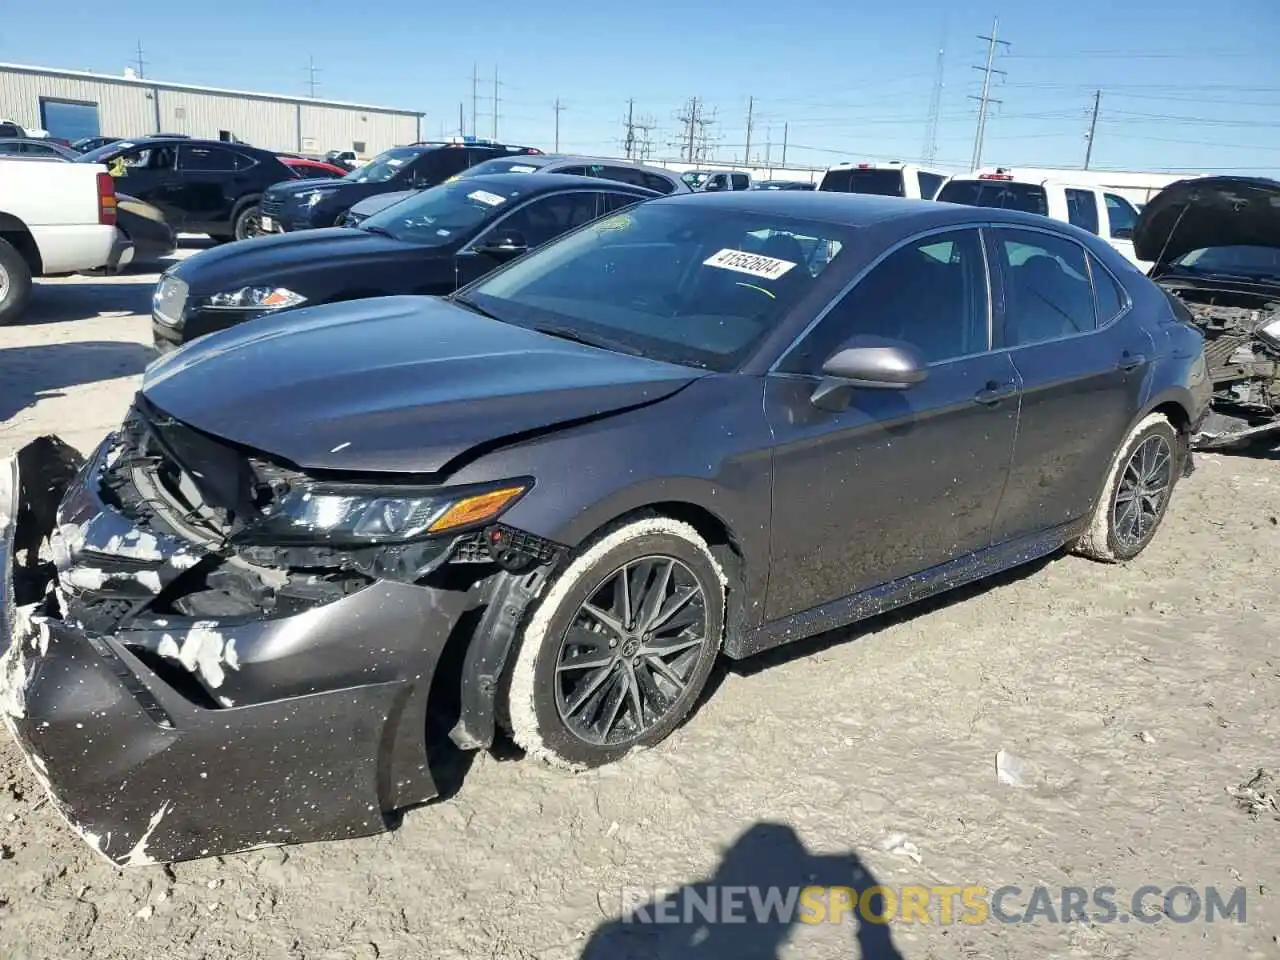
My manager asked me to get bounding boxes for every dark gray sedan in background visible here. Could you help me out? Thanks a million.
[1,191,1209,865]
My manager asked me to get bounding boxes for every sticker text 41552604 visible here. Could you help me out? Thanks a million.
[703,248,797,280]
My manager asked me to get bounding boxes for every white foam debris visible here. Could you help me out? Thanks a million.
[217,696,235,708]
[157,634,179,659]
[119,801,172,867]
[102,531,164,562]
[0,603,41,719]
[134,570,163,592]
[175,622,240,689]
[62,567,110,591]
[170,552,202,570]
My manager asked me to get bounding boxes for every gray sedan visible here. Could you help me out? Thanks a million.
[342,154,689,225]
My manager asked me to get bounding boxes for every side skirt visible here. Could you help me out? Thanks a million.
[729,522,1082,660]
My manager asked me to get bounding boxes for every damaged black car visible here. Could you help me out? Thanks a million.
[1135,175,1280,449]
[2,191,1209,865]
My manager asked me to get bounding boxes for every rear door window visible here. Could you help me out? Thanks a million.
[641,172,677,194]
[917,171,946,199]
[1103,193,1139,239]
[995,228,1097,346]
[1065,189,1100,235]
[178,144,238,172]
[493,191,602,247]
[730,173,750,190]
[1088,254,1128,324]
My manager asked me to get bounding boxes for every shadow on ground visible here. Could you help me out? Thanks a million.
[0,341,156,421]
[17,278,157,327]
[579,822,905,959]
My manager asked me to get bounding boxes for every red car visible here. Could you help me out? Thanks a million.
[281,156,350,179]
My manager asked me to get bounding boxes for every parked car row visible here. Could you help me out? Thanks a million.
[4,184,1218,865]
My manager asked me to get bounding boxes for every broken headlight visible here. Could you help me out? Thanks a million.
[247,479,532,544]
[205,286,307,310]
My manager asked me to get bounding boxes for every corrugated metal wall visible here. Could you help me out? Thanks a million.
[0,66,419,158]
[0,70,154,136]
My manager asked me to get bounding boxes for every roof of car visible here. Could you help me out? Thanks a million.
[656,189,1070,232]
[458,172,662,195]
[109,136,277,156]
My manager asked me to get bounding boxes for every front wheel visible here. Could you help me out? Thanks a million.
[1073,413,1181,562]
[506,517,725,769]
[233,204,261,241]
[0,237,34,325]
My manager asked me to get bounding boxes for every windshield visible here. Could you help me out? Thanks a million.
[460,202,851,372]
[681,171,712,188]
[819,168,906,197]
[1172,245,1280,279]
[76,140,138,163]
[358,178,526,245]
[936,179,1050,216]
[343,147,421,183]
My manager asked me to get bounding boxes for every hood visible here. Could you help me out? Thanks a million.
[263,177,374,200]
[166,226,421,293]
[140,296,700,474]
[1134,176,1280,265]
[349,190,416,217]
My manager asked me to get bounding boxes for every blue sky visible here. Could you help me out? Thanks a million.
[4,0,1279,174]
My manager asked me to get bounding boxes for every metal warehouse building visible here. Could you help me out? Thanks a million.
[0,62,423,158]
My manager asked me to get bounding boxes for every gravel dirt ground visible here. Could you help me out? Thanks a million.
[1,255,1277,959]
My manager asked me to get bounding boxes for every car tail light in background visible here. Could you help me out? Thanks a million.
[857,163,872,169]
[97,171,117,225]
[980,168,1014,181]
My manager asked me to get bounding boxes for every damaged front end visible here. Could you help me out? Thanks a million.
[0,402,562,865]
[1162,284,1280,450]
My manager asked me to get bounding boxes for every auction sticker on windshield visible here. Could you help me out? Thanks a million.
[703,248,797,280]
[508,164,537,173]
[469,190,507,206]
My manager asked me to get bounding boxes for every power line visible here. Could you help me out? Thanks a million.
[969,16,1010,170]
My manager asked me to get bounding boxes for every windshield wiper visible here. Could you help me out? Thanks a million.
[450,294,504,322]
[530,324,644,357]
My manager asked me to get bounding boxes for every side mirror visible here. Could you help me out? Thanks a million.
[1112,226,1134,241]
[811,337,927,410]
[473,229,529,257]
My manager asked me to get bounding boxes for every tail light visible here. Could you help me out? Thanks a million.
[96,171,117,226]
[979,173,1013,181]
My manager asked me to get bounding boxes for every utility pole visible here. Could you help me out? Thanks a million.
[623,98,636,158]
[969,17,1009,171]
[682,98,699,162]
[743,96,754,165]
[471,63,479,138]
[922,26,946,164]
[306,56,320,98]
[781,121,789,166]
[492,66,500,140]
[458,102,465,138]
[764,127,772,173]
[1083,89,1102,169]
[133,41,147,79]
[553,98,565,152]
[676,98,716,163]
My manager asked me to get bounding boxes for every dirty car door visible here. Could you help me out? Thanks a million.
[764,227,1020,621]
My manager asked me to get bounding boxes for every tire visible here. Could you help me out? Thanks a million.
[506,516,726,770]
[1073,413,1181,563]
[0,237,33,326]
[233,204,261,241]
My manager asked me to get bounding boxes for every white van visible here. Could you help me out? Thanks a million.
[817,161,950,200]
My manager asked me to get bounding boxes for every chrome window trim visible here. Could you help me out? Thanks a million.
[769,222,995,374]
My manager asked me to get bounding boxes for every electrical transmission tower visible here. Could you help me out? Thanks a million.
[306,56,320,98]
[674,98,720,162]
[969,17,1009,170]
[621,100,656,159]
[133,41,147,79]
[922,30,946,164]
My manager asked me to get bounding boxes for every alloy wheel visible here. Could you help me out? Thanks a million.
[554,556,709,746]
[1112,433,1173,550]
[0,265,9,303]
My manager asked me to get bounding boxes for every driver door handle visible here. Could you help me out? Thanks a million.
[973,381,1017,406]
[1116,351,1147,372]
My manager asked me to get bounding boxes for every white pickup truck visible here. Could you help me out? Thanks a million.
[936,170,1148,270]
[0,157,129,324]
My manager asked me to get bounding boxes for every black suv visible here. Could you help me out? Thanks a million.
[76,137,298,241]
[257,140,541,233]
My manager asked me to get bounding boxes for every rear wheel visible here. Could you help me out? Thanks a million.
[1074,413,1180,562]
[0,237,34,325]
[506,517,725,770]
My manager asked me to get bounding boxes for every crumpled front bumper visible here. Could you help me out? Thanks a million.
[0,437,474,865]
